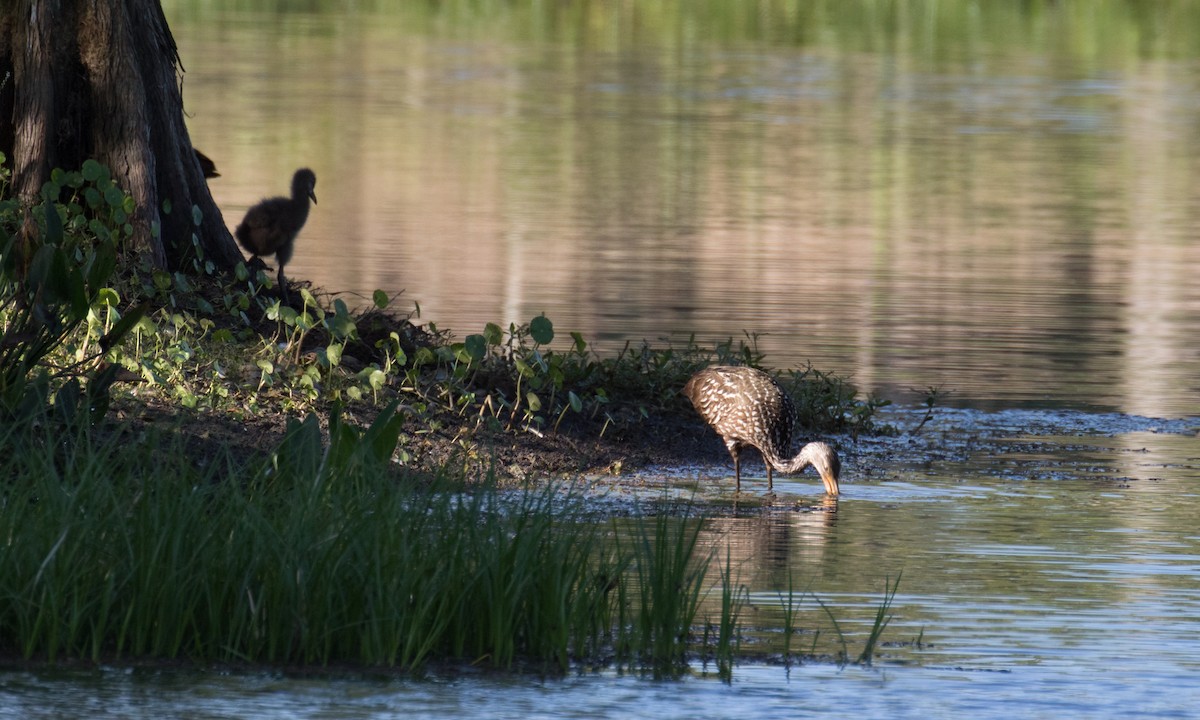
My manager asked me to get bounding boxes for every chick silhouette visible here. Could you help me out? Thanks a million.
[235,168,317,302]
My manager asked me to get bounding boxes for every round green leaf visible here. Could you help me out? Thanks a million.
[530,315,554,345]
[464,334,487,361]
[103,185,125,209]
[96,287,120,307]
[81,159,104,182]
[413,347,435,367]
[152,271,173,291]
[40,180,61,202]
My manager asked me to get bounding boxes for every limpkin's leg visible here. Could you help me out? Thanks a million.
[277,266,290,304]
[766,464,773,494]
[277,237,296,304]
[726,440,742,493]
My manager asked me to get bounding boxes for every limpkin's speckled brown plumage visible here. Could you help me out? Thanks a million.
[235,168,317,302]
[683,365,841,495]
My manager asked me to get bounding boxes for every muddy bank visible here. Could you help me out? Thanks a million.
[107,393,727,483]
[117,393,1198,498]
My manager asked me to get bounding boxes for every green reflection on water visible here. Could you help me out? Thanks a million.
[164,0,1200,62]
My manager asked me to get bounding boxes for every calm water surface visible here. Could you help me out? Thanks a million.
[11,2,1200,717]
[164,2,1200,417]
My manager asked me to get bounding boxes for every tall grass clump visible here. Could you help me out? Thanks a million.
[0,405,730,673]
[712,549,747,682]
[610,509,710,678]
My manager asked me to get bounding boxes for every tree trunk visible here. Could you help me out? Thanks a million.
[0,0,242,272]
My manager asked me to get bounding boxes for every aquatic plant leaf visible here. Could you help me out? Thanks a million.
[464,334,487,361]
[98,303,148,353]
[85,243,117,290]
[483,322,503,345]
[325,343,343,367]
[42,197,63,245]
[81,159,104,183]
[530,315,554,345]
[330,299,356,339]
[103,185,125,210]
[364,401,405,462]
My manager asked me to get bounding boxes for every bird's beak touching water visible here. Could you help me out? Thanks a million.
[820,467,840,496]
[804,441,841,496]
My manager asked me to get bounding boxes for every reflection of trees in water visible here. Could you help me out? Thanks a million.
[172,4,1200,418]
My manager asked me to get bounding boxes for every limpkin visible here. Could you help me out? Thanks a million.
[683,365,841,496]
[235,168,317,302]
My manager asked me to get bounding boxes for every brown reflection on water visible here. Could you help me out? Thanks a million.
[673,424,1200,666]
[698,499,838,588]
[166,5,1200,417]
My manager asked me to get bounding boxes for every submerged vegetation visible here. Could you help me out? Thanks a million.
[0,158,901,674]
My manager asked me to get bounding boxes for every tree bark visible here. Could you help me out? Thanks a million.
[0,0,243,272]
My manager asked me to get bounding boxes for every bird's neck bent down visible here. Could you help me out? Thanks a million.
[774,452,814,474]
[760,448,812,474]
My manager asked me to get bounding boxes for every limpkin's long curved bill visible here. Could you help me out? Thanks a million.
[821,469,840,496]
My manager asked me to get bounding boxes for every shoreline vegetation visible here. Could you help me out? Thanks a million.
[1,160,898,677]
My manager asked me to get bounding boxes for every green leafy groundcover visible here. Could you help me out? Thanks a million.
[0,157,890,477]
